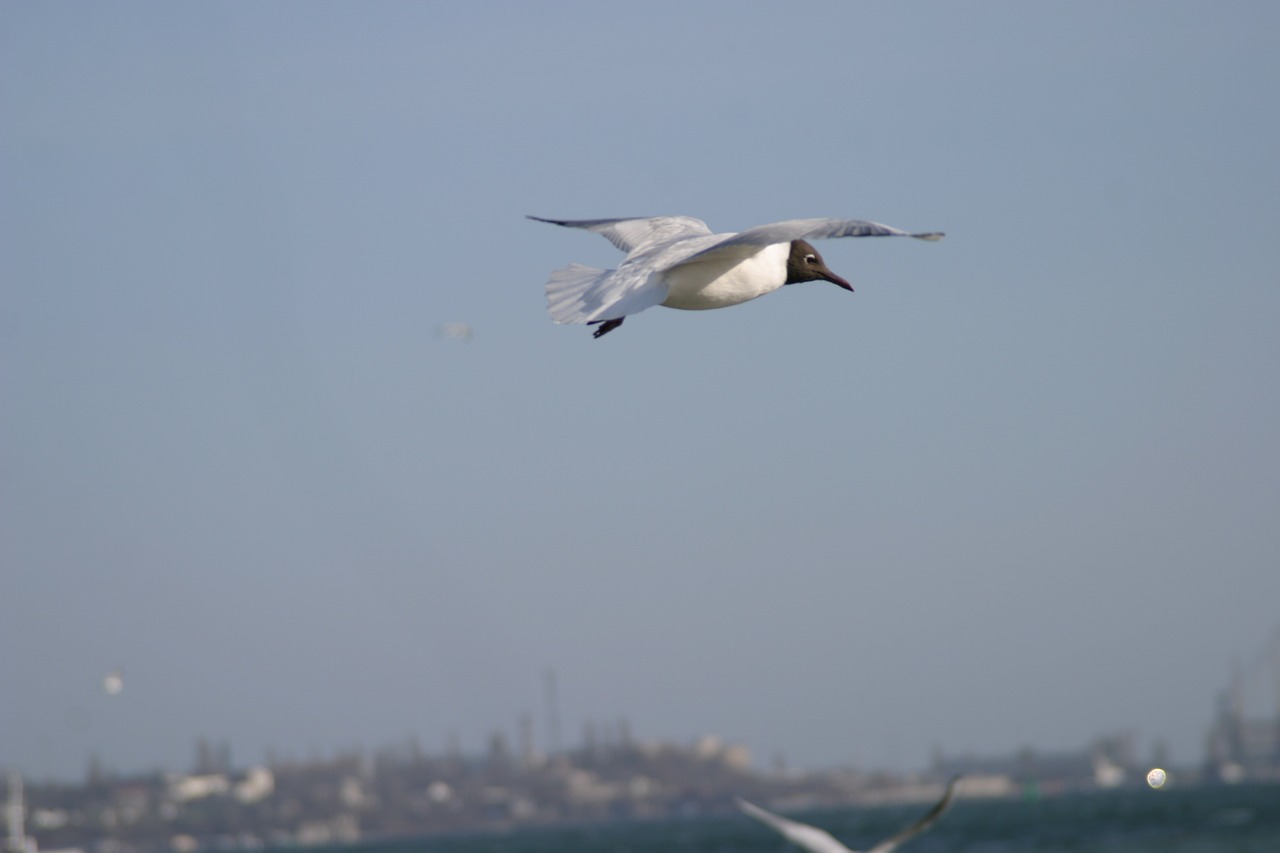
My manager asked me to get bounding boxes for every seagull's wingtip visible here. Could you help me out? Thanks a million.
[915,232,945,241]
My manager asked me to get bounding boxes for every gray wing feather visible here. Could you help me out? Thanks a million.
[683,218,943,265]
[864,776,961,853]
[528,215,713,254]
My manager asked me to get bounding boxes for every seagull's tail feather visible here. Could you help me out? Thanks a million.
[545,263,614,325]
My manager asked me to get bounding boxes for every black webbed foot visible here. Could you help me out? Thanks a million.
[588,318,625,338]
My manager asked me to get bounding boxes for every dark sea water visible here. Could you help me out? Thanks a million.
[308,783,1280,853]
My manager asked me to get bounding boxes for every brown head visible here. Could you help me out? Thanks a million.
[784,240,852,290]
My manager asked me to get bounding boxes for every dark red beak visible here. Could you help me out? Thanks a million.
[821,270,853,291]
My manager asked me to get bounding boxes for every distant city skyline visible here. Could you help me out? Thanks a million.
[17,627,1280,783]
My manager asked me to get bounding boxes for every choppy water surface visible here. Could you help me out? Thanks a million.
[312,782,1280,853]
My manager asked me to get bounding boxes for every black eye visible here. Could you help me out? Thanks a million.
[805,254,817,264]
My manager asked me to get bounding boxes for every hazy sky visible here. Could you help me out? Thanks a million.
[3,2,1279,781]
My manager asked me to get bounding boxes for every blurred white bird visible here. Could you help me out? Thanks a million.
[103,669,124,696]
[435,322,474,342]
[737,776,961,853]
[530,215,943,338]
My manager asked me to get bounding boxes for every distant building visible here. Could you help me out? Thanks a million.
[234,768,275,804]
[168,774,230,802]
[931,734,1136,792]
[1204,687,1280,782]
[4,772,37,853]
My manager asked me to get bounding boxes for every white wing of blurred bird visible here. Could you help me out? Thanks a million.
[737,776,960,853]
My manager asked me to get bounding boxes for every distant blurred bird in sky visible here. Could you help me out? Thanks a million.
[103,669,124,696]
[435,322,474,342]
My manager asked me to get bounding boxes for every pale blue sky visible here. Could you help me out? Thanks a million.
[3,1,1279,780]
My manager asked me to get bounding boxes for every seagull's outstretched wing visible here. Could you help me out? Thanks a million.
[864,776,961,853]
[681,218,943,267]
[528,215,713,254]
[737,799,854,853]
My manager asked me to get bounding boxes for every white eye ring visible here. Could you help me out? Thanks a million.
[805,254,817,263]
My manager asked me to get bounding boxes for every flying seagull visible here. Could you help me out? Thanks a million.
[530,215,943,337]
[737,776,961,853]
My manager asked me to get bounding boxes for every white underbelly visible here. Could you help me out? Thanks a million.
[660,243,789,310]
